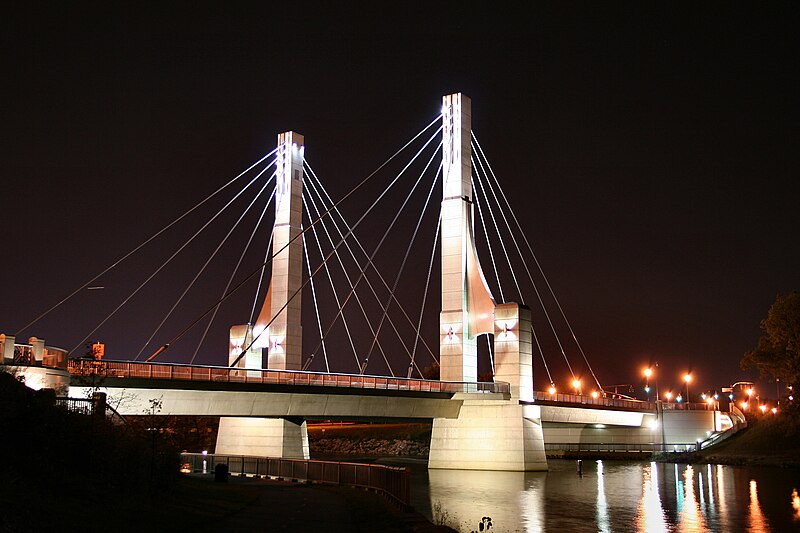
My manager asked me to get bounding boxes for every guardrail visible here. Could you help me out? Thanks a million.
[544,442,701,453]
[532,391,657,411]
[68,359,509,395]
[181,453,410,509]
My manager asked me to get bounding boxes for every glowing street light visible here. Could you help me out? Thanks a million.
[643,367,653,401]
[591,391,599,399]
[548,385,557,396]
[572,378,582,395]
[683,373,692,402]
[759,404,767,414]
[746,387,754,398]
[665,391,673,402]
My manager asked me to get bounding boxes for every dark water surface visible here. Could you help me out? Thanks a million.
[401,459,800,532]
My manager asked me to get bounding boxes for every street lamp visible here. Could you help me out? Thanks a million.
[643,368,652,401]
[683,373,692,402]
[665,391,673,402]
[572,378,582,395]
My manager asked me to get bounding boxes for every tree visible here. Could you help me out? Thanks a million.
[741,292,800,387]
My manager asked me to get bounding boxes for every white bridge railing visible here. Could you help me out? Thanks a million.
[68,359,510,395]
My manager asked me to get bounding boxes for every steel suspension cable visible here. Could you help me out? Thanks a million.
[407,210,441,377]
[472,140,575,379]
[190,187,278,364]
[299,127,442,375]
[73,165,273,357]
[470,173,505,302]
[149,116,441,362]
[304,163,438,367]
[361,153,443,375]
[134,171,277,360]
[471,155,523,301]
[473,134,601,388]
[16,148,278,337]
[304,169,424,377]
[302,231,329,372]
[301,191,361,370]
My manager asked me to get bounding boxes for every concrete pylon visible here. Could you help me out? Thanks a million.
[439,93,495,383]
[218,131,309,459]
[430,94,547,471]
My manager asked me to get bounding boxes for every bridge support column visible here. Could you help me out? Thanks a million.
[216,417,309,459]
[429,397,547,471]
[431,302,546,471]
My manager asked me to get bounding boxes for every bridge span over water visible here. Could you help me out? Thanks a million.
[68,359,733,465]
[5,93,740,471]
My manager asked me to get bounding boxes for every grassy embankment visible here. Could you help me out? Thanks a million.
[668,410,800,467]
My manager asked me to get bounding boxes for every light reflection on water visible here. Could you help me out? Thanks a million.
[410,460,800,532]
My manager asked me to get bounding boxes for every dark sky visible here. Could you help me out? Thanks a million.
[3,3,798,399]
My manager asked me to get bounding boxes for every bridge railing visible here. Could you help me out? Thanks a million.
[180,453,410,509]
[68,359,509,395]
[532,391,657,411]
[544,442,702,453]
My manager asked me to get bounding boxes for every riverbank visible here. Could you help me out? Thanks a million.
[658,412,800,468]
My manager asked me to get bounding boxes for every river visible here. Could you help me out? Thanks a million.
[399,459,800,532]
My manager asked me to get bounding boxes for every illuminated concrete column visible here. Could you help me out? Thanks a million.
[493,303,533,402]
[0,334,15,364]
[220,133,308,459]
[228,132,305,371]
[440,93,495,383]
[262,131,305,370]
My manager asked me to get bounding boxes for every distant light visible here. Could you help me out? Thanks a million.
[741,401,748,409]
[706,397,714,405]
[701,393,707,400]
[759,405,767,413]
[665,392,673,401]
[771,407,778,414]
[548,386,557,395]
[645,386,651,393]
[714,393,719,400]
[572,379,581,390]
[676,394,683,403]
[202,450,208,456]
[591,391,599,399]
[746,388,754,397]
[683,373,692,383]
[789,395,794,401]
[729,394,734,401]
[644,368,652,378]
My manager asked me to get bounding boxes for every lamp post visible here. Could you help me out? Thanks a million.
[683,373,692,403]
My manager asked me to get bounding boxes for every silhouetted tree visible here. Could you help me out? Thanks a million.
[741,291,800,389]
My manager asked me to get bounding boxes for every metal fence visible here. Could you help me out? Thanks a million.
[533,391,657,411]
[181,453,410,508]
[544,442,701,453]
[68,359,509,395]
[54,396,100,415]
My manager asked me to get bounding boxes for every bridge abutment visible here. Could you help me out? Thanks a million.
[216,417,309,459]
[429,396,547,471]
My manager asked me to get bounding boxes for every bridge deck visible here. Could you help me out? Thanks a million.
[68,359,508,395]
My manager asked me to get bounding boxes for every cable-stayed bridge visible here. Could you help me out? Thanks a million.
[4,93,736,471]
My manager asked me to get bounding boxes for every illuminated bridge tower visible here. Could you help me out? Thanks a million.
[217,131,309,459]
[429,93,547,471]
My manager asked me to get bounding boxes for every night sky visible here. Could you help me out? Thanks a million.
[3,3,798,399]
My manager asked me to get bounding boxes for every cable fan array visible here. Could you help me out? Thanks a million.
[15,112,603,393]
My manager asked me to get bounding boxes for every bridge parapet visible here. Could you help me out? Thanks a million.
[68,359,509,395]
